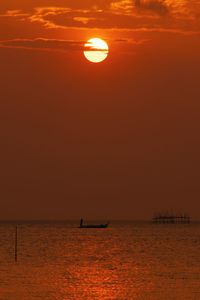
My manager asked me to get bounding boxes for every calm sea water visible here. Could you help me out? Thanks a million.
[0,221,200,300]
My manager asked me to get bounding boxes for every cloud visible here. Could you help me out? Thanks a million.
[110,0,134,15]
[134,0,169,16]
[0,38,85,52]
[0,37,149,54]
[28,6,169,31]
[110,0,168,16]
[0,9,29,17]
[26,3,200,33]
[0,1,200,35]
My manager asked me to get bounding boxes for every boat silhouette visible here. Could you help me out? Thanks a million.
[79,219,109,228]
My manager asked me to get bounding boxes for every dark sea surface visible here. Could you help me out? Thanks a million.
[0,221,200,299]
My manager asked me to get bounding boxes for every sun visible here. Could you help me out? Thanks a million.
[84,38,109,63]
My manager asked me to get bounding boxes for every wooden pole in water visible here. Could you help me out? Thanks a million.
[15,226,18,262]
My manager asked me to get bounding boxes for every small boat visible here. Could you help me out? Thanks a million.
[79,219,109,228]
[79,223,109,228]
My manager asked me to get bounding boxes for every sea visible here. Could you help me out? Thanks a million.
[0,221,200,300]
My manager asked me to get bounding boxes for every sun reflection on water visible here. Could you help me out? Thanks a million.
[0,222,199,299]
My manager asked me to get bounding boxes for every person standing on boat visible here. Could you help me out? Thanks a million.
[80,218,83,227]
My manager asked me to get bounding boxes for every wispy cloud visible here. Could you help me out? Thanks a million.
[134,0,169,16]
[0,37,149,53]
[0,38,84,52]
[27,3,200,32]
[110,0,134,15]
[0,9,30,18]
[0,1,200,34]
[28,7,72,29]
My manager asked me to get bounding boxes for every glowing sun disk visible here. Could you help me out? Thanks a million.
[84,38,109,63]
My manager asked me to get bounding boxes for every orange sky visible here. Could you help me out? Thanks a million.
[0,0,200,220]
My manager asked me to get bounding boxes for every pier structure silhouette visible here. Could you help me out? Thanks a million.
[152,212,190,224]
